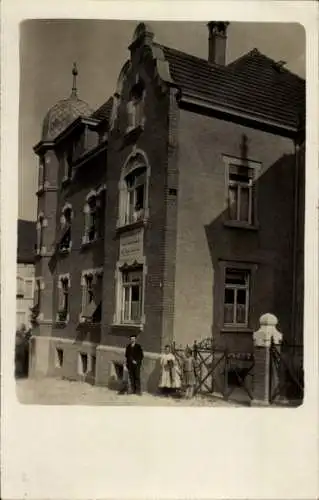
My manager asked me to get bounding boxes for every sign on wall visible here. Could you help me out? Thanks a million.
[119,228,144,264]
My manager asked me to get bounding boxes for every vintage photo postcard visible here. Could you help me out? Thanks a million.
[1,1,318,499]
[16,18,307,407]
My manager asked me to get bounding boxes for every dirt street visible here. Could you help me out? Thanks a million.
[16,377,240,406]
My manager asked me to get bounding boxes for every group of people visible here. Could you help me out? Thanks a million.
[120,335,197,399]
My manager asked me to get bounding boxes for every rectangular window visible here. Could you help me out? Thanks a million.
[16,311,26,328]
[228,163,255,225]
[59,225,71,252]
[87,198,97,241]
[24,278,34,299]
[62,148,73,182]
[226,157,260,225]
[57,277,70,323]
[81,272,103,323]
[79,353,88,375]
[55,348,64,368]
[97,190,106,238]
[121,268,143,324]
[38,158,44,190]
[36,217,44,253]
[31,278,42,322]
[127,98,144,133]
[16,276,25,297]
[223,268,250,327]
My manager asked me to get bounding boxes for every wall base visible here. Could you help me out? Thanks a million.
[96,344,161,394]
[29,336,161,394]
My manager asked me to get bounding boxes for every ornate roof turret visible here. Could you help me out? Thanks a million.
[41,63,93,141]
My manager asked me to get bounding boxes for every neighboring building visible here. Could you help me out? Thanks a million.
[17,219,36,329]
[29,22,305,390]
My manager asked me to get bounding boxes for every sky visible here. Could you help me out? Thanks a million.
[19,20,305,221]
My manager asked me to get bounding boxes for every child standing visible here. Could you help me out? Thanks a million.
[182,348,196,399]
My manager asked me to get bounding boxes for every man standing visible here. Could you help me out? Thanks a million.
[125,334,144,395]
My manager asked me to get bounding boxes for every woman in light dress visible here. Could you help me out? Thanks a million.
[159,345,181,396]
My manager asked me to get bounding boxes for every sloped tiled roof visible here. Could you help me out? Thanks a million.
[90,44,304,133]
[161,45,305,130]
[17,220,36,264]
[91,97,113,122]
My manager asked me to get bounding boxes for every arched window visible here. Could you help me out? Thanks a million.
[118,151,150,227]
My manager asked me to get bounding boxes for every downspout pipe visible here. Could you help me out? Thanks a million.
[291,138,300,350]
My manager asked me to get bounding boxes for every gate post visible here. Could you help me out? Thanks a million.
[251,314,282,406]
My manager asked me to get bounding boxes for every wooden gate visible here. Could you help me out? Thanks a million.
[269,340,304,405]
[172,338,254,404]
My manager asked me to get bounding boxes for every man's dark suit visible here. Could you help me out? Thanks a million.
[125,342,144,394]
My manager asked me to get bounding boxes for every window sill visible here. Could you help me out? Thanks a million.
[221,327,254,334]
[116,218,147,234]
[223,221,259,231]
[125,124,144,136]
[59,247,72,256]
[81,237,102,249]
[78,318,101,327]
[55,320,69,328]
[111,323,144,335]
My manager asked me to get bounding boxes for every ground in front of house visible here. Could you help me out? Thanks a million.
[16,377,241,406]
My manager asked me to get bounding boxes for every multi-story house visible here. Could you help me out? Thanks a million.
[29,22,305,391]
[17,219,36,329]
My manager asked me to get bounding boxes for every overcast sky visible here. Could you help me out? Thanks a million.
[19,20,305,221]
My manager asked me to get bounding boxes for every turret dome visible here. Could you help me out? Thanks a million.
[41,63,93,141]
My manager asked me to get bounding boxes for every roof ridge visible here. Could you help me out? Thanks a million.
[228,47,305,82]
[158,43,213,67]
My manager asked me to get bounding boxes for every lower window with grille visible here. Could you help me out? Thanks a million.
[223,268,250,328]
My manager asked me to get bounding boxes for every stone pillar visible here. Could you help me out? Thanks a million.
[251,314,283,406]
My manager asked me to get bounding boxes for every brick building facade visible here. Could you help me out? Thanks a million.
[29,22,305,391]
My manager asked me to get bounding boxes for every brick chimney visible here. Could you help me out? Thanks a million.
[207,22,229,65]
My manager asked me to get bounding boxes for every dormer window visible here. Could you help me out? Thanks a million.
[126,78,145,133]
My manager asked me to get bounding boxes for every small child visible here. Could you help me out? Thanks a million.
[182,348,196,399]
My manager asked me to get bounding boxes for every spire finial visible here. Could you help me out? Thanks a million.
[71,62,78,97]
